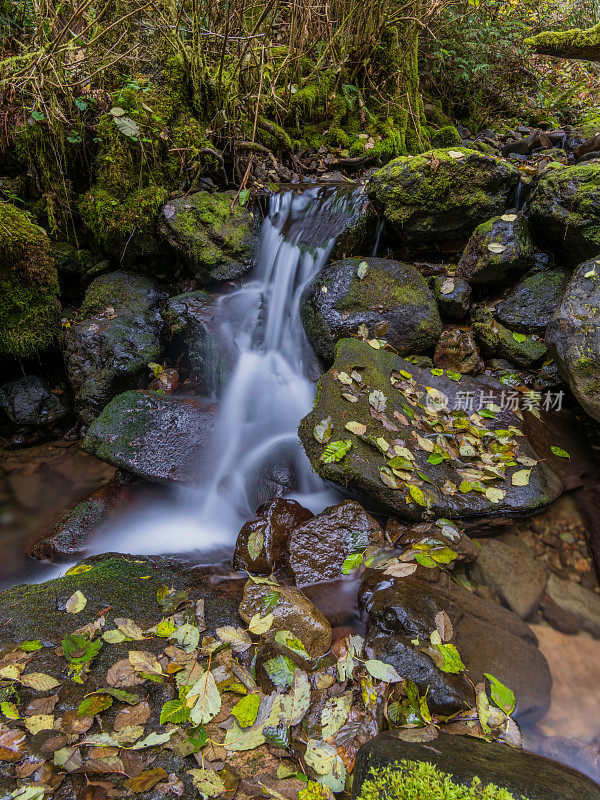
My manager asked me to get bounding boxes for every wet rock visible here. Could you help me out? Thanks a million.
[473,308,547,367]
[0,376,69,428]
[64,272,166,426]
[433,328,483,374]
[329,194,379,259]
[360,569,551,720]
[528,163,600,268]
[431,275,471,320]
[546,573,600,638]
[468,538,547,619]
[238,581,332,660]
[299,338,561,521]
[574,134,600,162]
[458,214,534,286]
[352,731,600,800]
[27,483,140,562]
[368,148,519,248]
[82,390,217,483]
[158,190,256,283]
[300,257,441,365]
[232,497,314,575]
[546,258,600,423]
[496,270,567,334]
[162,290,234,395]
[388,518,480,564]
[541,596,581,634]
[286,500,383,587]
[502,129,554,157]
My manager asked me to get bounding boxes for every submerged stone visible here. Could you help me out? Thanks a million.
[458,213,535,286]
[496,270,567,333]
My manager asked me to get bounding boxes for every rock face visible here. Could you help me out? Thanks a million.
[298,338,562,520]
[158,190,256,283]
[0,376,69,428]
[473,309,547,367]
[232,497,314,575]
[64,272,166,426]
[468,538,548,619]
[360,569,552,720]
[528,163,600,268]
[496,270,567,334]
[458,214,535,286]
[352,731,600,800]
[546,257,600,422]
[300,257,441,364]
[432,275,471,320]
[368,148,520,248]
[286,500,383,587]
[83,390,217,483]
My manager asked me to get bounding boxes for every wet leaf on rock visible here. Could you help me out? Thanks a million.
[21,673,61,691]
[434,611,453,642]
[313,417,333,445]
[231,693,260,728]
[0,728,27,761]
[511,469,531,486]
[264,656,295,690]
[550,446,570,459]
[341,552,364,574]
[321,692,352,740]
[124,767,168,794]
[188,670,221,724]
[247,528,264,561]
[280,671,310,727]
[319,440,352,464]
[484,673,516,715]
[368,389,387,412]
[78,694,113,717]
[356,261,369,279]
[187,767,225,797]
[365,660,402,682]
[249,612,274,635]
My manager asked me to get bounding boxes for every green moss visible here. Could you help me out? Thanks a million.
[432,125,462,147]
[358,761,526,800]
[525,22,600,62]
[473,310,547,368]
[0,201,60,358]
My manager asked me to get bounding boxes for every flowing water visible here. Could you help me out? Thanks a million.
[94,185,365,558]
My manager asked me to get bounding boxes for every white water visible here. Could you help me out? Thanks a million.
[93,186,364,559]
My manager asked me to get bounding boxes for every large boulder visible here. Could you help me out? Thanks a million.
[352,731,600,800]
[368,148,520,248]
[528,163,600,268]
[300,257,441,364]
[0,201,60,359]
[546,257,600,422]
[82,390,217,483]
[64,271,166,426]
[360,568,551,720]
[473,308,547,368]
[496,269,567,334]
[158,190,256,283]
[458,213,535,286]
[0,375,69,428]
[298,338,562,521]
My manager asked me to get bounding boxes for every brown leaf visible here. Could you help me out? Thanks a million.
[0,727,28,761]
[384,561,418,578]
[394,722,438,743]
[60,710,94,735]
[156,773,184,796]
[434,610,454,643]
[84,751,125,774]
[114,701,151,733]
[27,692,59,716]
[124,767,168,794]
[106,659,144,688]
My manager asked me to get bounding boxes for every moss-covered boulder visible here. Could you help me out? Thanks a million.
[496,270,567,334]
[64,272,166,425]
[158,191,256,283]
[368,148,519,248]
[352,732,600,800]
[300,258,441,364]
[473,309,547,367]
[83,390,218,482]
[0,202,60,359]
[528,163,600,268]
[546,256,600,422]
[298,338,561,520]
[0,375,69,428]
[458,214,535,286]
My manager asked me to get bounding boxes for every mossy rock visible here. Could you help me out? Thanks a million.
[496,270,567,334]
[368,148,520,249]
[458,214,535,287]
[298,338,561,520]
[432,276,471,321]
[0,201,60,359]
[158,191,256,283]
[431,125,462,148]
[528,163,600,268]
[352,732,600,800]
[473,309,547,368]
[546,256,600,423]
[300,257,442,364]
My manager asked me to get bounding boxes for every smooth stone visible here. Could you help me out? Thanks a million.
[0,376,69,428]
[458,213,535,287]
[546,572,600,638]
[432,275,472,320]
[496,270,567,334]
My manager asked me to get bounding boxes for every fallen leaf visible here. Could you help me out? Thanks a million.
[66,590,87,614]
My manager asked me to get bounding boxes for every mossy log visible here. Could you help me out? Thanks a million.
[525,21,600,62]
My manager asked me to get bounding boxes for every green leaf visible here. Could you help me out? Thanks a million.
[431,642,465,673]
[160,698,190,725]
[18,641,42,652]
[427,453,444,465]
[356,260,369,279]
[550,446,570,459]
[314,416,333,444]
[431,368,444,376]
[511,468,531,486]
[274,630,309,658]
[408,484,427,507]
[1,702,19,720]
[260,590,280,615]
[264,655,295,689]
[320,440,352,463]
[78,693,113,717]
[512,332,527,343]
[365,659,402,682]
[238,188,250,207]
[114,115,140,138]
[280,670,310,727]
[341,552,364,574]
[65,590,87,614]
[479,408,496,419]
[187,767,225,797]
[247,528,264,561]
[231,693,260,727]
[484,673,516,715]
[321,692,352,738]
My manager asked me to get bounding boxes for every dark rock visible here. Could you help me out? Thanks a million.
[286,500,383,587]
[546,258,600,422]
[352,731,600,800]
[502,129,553,157]
[468,538,547,619]
[541,595,581,634]
[388,518,481,564]
[431,275,471,320]
[546,572,600,637]
[298,338,561,520]
[158,190,256,283]
[82,390,218,483]
[458,213,534,286]
[232,497,314,575]
[0,376,69,427]
[574,134,600,162]
[300,257,441,365]
[528,163,600,268]
[473,308,547,367]
[433,328,483,374]
[64,271,166,426]
[368,148,519,248]
[329,193,379,259]
[578,151,600,164]
[360,569,552,720]
[496,270,567,334]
